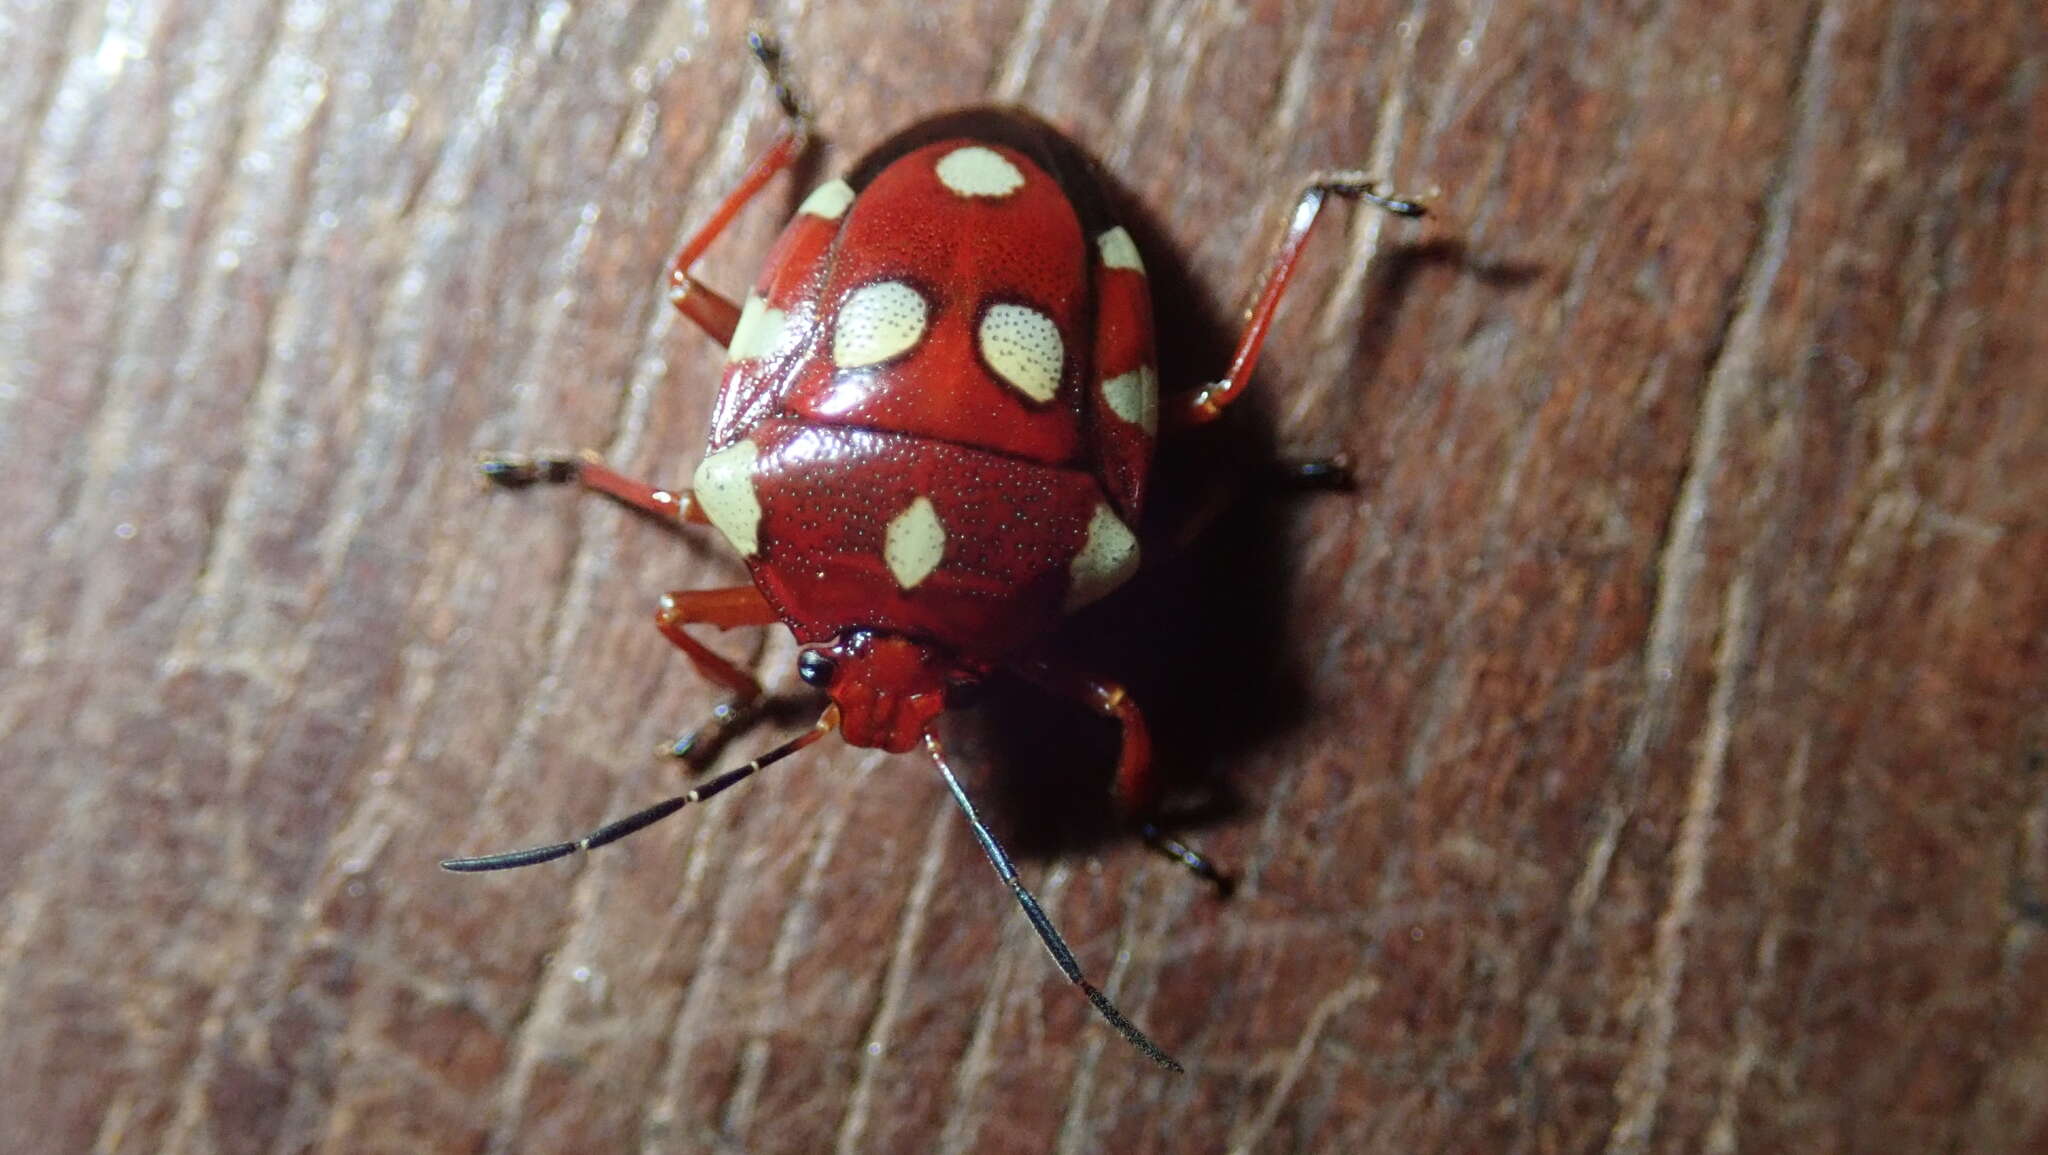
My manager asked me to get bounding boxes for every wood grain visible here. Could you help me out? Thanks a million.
[2,0,2043,1152]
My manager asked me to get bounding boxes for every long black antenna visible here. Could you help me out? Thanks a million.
[924,730,1184,1073]
[442,708,838,872]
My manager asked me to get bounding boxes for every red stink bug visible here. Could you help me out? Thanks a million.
[445,33,1424,1071]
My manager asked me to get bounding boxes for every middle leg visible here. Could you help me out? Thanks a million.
[477,451,709,526]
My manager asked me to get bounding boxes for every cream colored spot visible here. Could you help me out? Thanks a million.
[978,304,1063,402]
[833,281,929,368]
[726,294,788,363]
[935,146,1026,198]
[1097,226,1145,273]
[692,440,764,556]
[1067,502,1140,609]
[884,496,946,589]
[1100,366,1159,435]
[798,179,855,219]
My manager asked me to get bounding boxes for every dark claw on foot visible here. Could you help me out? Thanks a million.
[1139,822,1235,899]
[478,453,582,488]
[1283,456,1355,490]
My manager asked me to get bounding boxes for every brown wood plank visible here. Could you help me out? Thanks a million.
[1,0,2042,1151]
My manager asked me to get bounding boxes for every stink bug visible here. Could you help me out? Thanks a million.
[446,33,1424,1072]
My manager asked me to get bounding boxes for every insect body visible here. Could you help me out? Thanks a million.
[448,35,1424,1072]
[695,125,1160,753]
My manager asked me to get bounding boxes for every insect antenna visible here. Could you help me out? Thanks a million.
[923,729,1185,1073]
[442,707,839,872]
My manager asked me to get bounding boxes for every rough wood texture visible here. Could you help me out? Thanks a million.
[3,1,2043,1152]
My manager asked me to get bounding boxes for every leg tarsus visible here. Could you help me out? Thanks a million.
[745,26,809,127]
[1308,170,1428,218]
[1274,454,1355,490]
[666,691,817,769]
[1138,822,1236,899]
[477,450,588,488]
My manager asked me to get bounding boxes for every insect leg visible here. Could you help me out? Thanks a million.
[1178,174,1426,426]
[1271,455,1355,488]
[1018,666,1233,895]
[1166,453,1357,551]
[666,31,812,346]
[476,451,711,525]
[924,730,1185,1072]
[656,586,782,767]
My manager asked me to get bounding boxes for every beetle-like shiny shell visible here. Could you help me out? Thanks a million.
[694,114,1159,660]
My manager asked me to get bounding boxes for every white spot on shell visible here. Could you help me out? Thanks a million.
[935,146,1026,198]
[884,496,946,589]
[798,179,855,219]
[1097,227,1145,273]
[978,304,1063,402]
[1100,366,1159,435]
[692,440,764,556]
[833,281,929,368]
[1067,503,1140,610]
[726,294,788,363]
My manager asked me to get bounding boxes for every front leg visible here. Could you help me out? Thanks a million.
[1018,664,1232,895]
[655,586,784,768]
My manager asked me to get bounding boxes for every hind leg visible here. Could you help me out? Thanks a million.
[666,32,811,345]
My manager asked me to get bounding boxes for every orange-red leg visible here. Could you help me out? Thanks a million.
[1179,174,1425,426]
[475,41,810,508]
[666,33,810,345]
[656,586,782,766]
[1020,665,1230,894]
[476,452,710,526]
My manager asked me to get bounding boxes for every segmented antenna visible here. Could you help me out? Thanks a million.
[442,708,838,872]
[924,730,1184,1072]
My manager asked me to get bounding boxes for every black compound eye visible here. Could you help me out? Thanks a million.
[797,650,837,688]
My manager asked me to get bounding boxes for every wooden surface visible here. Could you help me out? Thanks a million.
[3,1,2044,1152]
